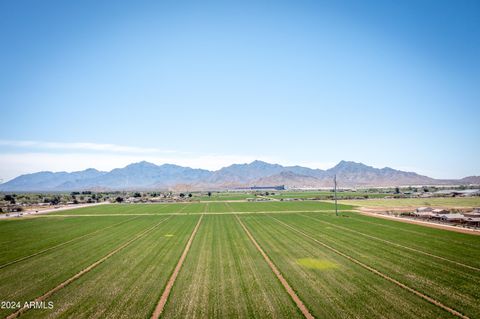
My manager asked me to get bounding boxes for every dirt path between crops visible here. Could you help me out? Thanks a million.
[358,208,480,236]
[4,216,172,319]
[235,215,314,319]
[270,216,470,319]
[151,214,204,319]
[300,214,480,272]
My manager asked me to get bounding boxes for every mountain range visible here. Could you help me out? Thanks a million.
[0,160,478,192]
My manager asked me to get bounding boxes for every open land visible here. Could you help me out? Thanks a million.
[0,199,479,318]
[338,197,480,209]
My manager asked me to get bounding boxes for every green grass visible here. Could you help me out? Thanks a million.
[161,215,302,318]
[241,214,455,319]
[0,216,165,318]
[0,216,135,266]
[23,215,199,319]
[268,212,480,318]
[338,196,480,208]
[47,201,352,215]
[195,192,255,201]
[271,191,390,199]
[1,203,479,318]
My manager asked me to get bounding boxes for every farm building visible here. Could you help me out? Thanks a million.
[415,207,433,213]
[250,185,286,191]
[434,189,480,197]
[413,211,436,218]
[437,213,464,222]
[463,217,480,227]
[463,211,480,218]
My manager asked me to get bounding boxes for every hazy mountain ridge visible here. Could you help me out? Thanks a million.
[0,160,478,191]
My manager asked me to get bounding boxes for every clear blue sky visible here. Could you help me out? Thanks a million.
[0,0,479,181]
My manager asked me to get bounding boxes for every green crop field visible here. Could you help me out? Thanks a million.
[270,191,390,200]
[1,202,479,319]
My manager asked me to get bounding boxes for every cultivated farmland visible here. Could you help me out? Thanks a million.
[0,201,479,318]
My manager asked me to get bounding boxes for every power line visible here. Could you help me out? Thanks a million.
[334,174,338,217]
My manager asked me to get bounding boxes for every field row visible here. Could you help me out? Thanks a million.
[1,205,479,318]
[46,201,352,216]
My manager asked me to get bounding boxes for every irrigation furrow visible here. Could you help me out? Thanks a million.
[4,216,172,319]
[0,216,141,270]
[236,215,315,319]
[301,214,480,272]
[151,214,204,319]
[270,216,470,319]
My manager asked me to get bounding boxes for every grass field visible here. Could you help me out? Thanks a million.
[193,191,391,201]
[1,202,479,318]
[270,191,390,199]
[46,201,352,216]
[338,197,480,208]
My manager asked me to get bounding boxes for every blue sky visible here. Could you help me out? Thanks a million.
[0,0,479,181]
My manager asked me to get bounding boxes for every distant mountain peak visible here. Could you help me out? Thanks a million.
[0,159,477,191]
[127,161,157,167]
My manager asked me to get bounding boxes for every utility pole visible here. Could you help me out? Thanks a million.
[334,174,338,216]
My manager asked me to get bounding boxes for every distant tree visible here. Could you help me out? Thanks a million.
[50,197,60,205]
[179,193,185,198]
[394,187,400,194]
[207,192,212,197]
[4,194,15,204]
[188,193,192,198]
[71,192,80,196]
[133,192,142,198]
[73,199,79,204]
[423,187,429,193]
[265,192,270,196]
[115,196,124,203]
